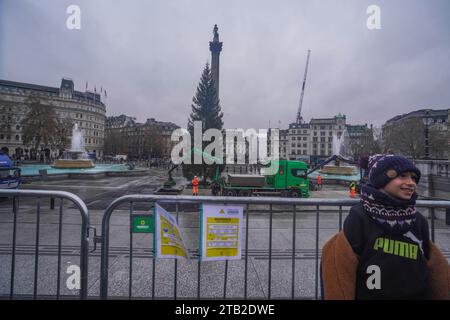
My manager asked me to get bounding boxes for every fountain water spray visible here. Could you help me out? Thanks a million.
[52,123,95,168]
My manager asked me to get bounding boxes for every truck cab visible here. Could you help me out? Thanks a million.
[265,159,309,197]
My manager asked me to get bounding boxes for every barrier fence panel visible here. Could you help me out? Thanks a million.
[98,195,450,300]
[2,190,448,300]
[0,190,89,300]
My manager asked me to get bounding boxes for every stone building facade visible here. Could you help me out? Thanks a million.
[383,108,449,159]
[0,78,106,159]
[105,115,179,159]
[283,114,347,160]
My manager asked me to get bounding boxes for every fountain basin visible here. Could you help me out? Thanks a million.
[52,159,95,169]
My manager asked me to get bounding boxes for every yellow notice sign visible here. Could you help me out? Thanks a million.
[200,204,243,261]
[154,203,189,259]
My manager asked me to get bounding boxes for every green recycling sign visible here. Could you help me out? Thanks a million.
[132,215,154,233]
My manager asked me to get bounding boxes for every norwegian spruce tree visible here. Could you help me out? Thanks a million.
[183,63,224,184]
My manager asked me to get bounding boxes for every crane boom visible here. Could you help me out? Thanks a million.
[296,50,311,124]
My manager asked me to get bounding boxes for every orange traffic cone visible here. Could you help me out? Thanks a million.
[349,187,356,198]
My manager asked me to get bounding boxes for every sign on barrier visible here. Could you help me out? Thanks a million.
[154,203,189,259]
[132,215,154,233]
[200,204,243,261]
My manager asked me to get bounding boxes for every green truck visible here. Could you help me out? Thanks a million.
[217,159,309,198]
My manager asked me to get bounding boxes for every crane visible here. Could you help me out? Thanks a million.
[296,50,311,124]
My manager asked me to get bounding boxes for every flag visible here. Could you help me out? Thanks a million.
[105,89,107,99]
[85,81,88,91]
[94,86,97,93]
[101,86,103,93]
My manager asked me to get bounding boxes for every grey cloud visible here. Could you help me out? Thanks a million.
[1,0,449,129]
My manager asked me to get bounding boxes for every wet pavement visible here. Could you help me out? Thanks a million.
[1,168,449,299]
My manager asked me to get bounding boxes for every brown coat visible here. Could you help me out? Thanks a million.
[321,231,450,300]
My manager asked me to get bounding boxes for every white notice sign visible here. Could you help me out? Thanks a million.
[200,204,243,261]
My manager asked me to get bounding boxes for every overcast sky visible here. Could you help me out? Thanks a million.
[1,0,449,129]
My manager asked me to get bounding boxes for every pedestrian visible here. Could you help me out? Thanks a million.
[317,174,322,191]
[321,154,450,299]
[349,181,357,198]
[192,175,199,196]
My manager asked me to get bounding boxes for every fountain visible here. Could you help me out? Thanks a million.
[319,131,357,176]
[52,124,95,169]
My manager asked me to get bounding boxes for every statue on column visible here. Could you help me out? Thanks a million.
[213,24,219,41]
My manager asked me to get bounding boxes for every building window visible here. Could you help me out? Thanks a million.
[0,134,3,140]
[320,137,325,142]
[328,137,333,142]
[329,131,333,136]
[313,132,317,136]
[328,144,332,149]
[313,137,318,142]
[320,131,325,136]
[16,125,20,130]
[303,130,307,134]
[15,135,19,140]
[303,143,307,148]
[6,135,11,140]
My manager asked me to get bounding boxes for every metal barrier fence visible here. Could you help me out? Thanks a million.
[98,195,450,300]
[1,191,448,300]
[0,189,90,300]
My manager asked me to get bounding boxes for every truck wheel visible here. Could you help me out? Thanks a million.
[290,190,300,198]
[224,189,237,197]
[238,190,252,197]
[280,190,289,198]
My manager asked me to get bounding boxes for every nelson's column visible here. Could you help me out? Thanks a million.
[209,24,223,97]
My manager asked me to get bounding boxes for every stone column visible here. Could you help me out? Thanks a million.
[209,24,223,98]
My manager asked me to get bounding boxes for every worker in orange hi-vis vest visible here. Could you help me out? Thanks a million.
[316,174,323,191]
[349,181,357,198]
[192,175,199,196]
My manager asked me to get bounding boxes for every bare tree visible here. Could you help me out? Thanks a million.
[53,118,74,153]
[104,129,129,155]
[143,125,164,159]
[348,128,380,160]
[429,127,449,159]
[21,96,59,152]
[382,118,425,159]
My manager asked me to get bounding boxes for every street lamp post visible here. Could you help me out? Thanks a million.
[424,110,431,160]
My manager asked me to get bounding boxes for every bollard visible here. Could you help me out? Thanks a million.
[446,208,450,226]
[50,197,55,210]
